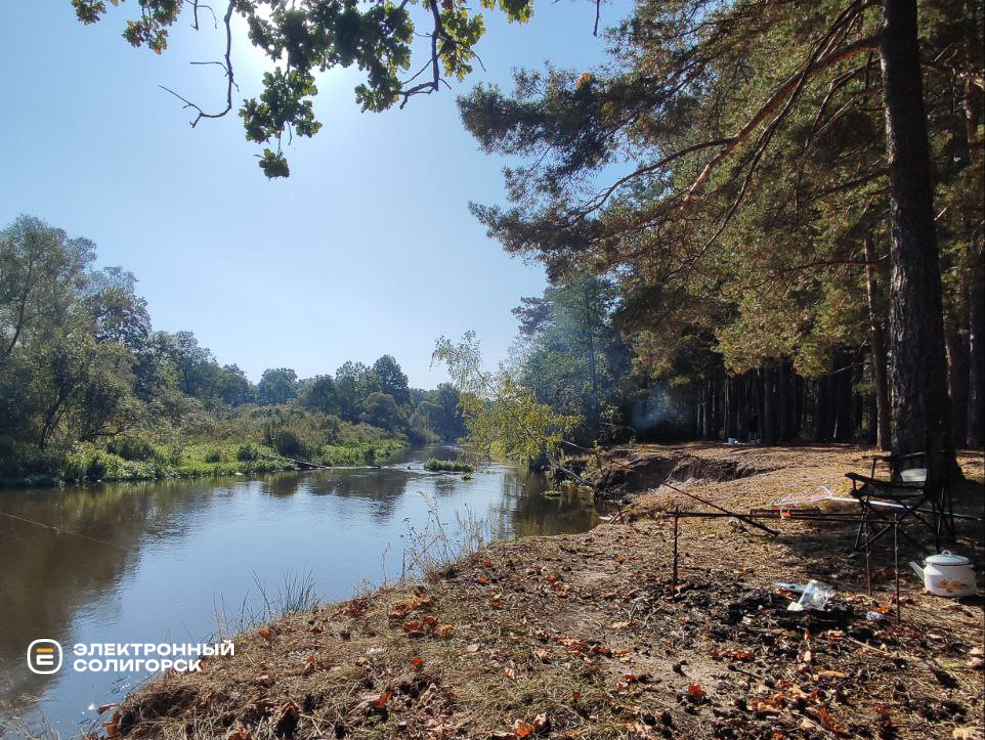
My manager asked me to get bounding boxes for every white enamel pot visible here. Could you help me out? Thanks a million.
[909,551,977,597]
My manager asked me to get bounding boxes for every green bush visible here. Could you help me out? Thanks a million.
[271,427,312,459]
[236,443,261,462]
[204,448,226,463]
[0,439,64,483]
[85,452,107,481]
[106,435,156,462]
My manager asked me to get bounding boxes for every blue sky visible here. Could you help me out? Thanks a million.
[0,2,626,388]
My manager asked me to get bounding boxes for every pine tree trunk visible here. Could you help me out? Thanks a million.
[712,369,722,440]
[879,0,959,482]
[701,378,715,439]
[852,359,865,438]
[815,376,830,442]
[945,309,970,447]
[833,356,853,443]
[762,364,775,445]
[867,392,878,444]
[778,361,790,443]
[969,254,985,448]
[960,15,983,450]
[725,374,739,439]
[793,373,804,439]
[735,373,749,442]
[864,235,892,450]
[752,369,763,444]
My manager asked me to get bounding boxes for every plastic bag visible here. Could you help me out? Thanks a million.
[787,579,835,611]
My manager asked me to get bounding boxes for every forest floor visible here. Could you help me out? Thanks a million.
[110,444,984,740]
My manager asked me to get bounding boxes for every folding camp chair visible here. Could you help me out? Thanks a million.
[846,451,953,553]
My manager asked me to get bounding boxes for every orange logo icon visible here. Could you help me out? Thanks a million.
[27,640,63,674]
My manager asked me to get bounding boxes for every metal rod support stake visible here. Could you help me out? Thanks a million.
[894,514,901,623]
[672,505,680,590]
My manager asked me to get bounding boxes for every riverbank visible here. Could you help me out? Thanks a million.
[0,438,408,488]
[109,444,984,740]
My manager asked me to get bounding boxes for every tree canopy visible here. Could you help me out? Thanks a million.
[71,0,536,176]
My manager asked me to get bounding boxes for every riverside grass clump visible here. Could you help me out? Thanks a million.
[423,457,474,473]
[0,435,407,487]
[59,441,296,484]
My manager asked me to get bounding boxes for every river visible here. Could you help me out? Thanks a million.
[0,445,599,738]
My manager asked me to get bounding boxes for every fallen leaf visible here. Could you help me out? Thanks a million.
[103,709,121,738]
[411,656,423,667]
[437,624,454,638]
[466,643,480,653]
[275,701,299,735]
[513,720,535,738]
[257,628,273,643]
[610,621,631,629]
[373,691,392,710]
[811,707,848,736]
[687,684,706,700]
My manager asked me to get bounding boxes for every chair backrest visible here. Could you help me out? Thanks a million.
[887,452,928,484]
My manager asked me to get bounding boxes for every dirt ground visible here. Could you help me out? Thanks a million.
[110,444,984,740]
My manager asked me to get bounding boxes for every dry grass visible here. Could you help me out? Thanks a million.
[111,444,984,740]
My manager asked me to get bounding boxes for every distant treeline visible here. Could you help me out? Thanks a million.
[505,270,981,453]
[0,216,465,485]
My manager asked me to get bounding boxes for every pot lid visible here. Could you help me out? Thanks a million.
[926,551,970,566]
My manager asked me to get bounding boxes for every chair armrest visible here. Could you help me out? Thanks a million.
[894,451,928,462]
[844,472,923,490]
[867,451,926,463]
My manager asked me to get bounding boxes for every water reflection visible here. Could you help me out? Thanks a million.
[0,446,597,737]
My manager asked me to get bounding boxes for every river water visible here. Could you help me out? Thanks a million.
[0,445,598,738]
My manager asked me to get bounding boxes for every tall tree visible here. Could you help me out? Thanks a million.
[879,0,957,480]
[257,367,299,405]
[371,355,411,406]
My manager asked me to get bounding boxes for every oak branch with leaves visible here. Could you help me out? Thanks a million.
[71,0,534,177]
